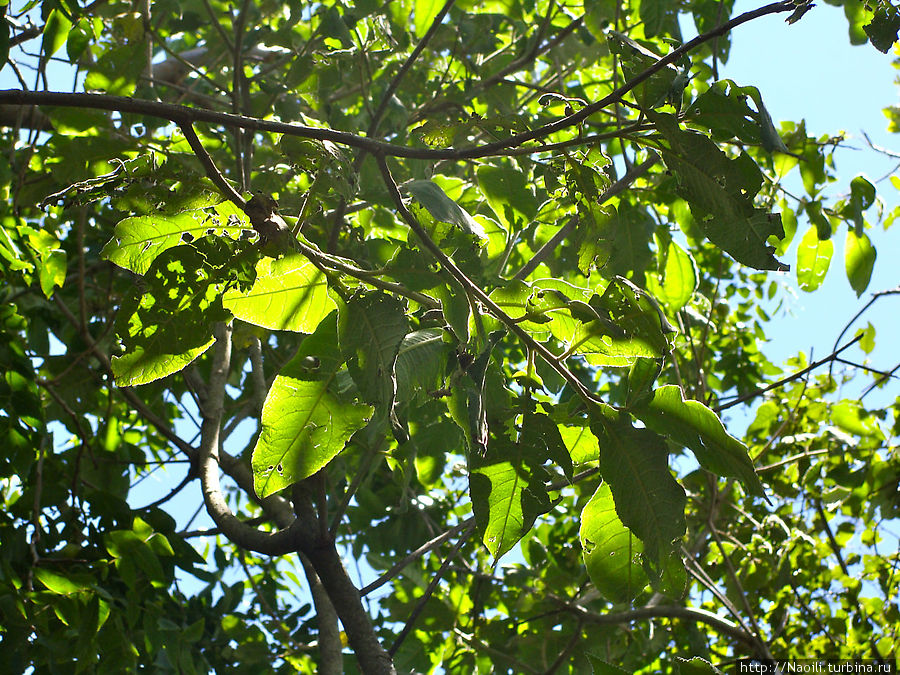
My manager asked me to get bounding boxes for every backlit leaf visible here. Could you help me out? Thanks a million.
[797,225,833,292]
[252,313,373,497]
[632,385,764,496]
[223,254,334,332]
[844,230,876,297]
[580,482,649,602]
[590,404,686,564]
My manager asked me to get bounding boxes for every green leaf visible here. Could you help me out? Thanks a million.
[686,80,762,144]
[658,240,697,310]
[395,328,452,403]
[338,291,409,432]
[650,111,789,271]
[677,657,724,674]
[111,243,234,386]
[222,254,334,332]
[607,31,682,111]
[475,164,538,229]
[842,175,877,234]
[38,249,67,298]
[414,0,442,38]
[34,568,90,595]
[470,434,553,560]
[863,1,900,52]
[631,385,765,496]
[590,404,686,564]
[559,424,600,464]
[832,400,882,439]
[42,8,73,58]
[858,322,876,354]
[252,313,373,497]
[522,412,573,482]
[797,225,833,292]
[587,656,631,674]
[845,230,876,297]
[564,277,674,367]
[101,210,248,275]
[407,180,486,239]
[579,482,649,602]
[84,40,147,96]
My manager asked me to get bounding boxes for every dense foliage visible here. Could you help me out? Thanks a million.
[1,0,899,672]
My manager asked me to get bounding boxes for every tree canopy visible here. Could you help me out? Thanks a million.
[1,0,899,672]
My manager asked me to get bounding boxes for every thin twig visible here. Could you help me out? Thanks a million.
[376,154,598,407]
[178,122,245,206]
[716,333,864,412]
[360,517,475,596]
[0,3,800,159]
[388,521,475,656]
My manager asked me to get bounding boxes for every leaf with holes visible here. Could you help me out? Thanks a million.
[223,253,334,332]
[580,482,649,602]
[252,313,373,497]
[650,111,788,271]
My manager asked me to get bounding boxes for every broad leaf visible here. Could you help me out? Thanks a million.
[475,164,538,229]
[338,291,409,432]
[797,225,833,292]
[111,241,237,386]
[656,239,697,311]
[563,277,674,367]
[579,482,649,602]
[395,328,452,403]
[522,412,573,482]
[844,230,876,297]
[407,180,486,239]
[470,434,553,560]
[651,111,788,271]
[223,254,334,332]
[590,404,686,564]
[102,208,249,275]
[253,313,373,497]
[632,385,765,496]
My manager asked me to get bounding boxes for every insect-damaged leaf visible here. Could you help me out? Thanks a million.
[252,313,372,497]
[589,403,686,565]
[111,239,244,386]
[579,482,649,602]
[650,111,789,272]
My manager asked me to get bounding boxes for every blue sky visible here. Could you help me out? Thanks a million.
[716,0,900,413]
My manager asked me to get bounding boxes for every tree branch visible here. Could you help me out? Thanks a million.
[360,517,476,597]
[197,323,307,556]
[388,521,475,656]
[715,333,864,412]
[376,154,599,407]
[0,3,798,156]
[558,600,759,649]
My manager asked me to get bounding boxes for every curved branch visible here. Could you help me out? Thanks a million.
[198,323,306,556]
